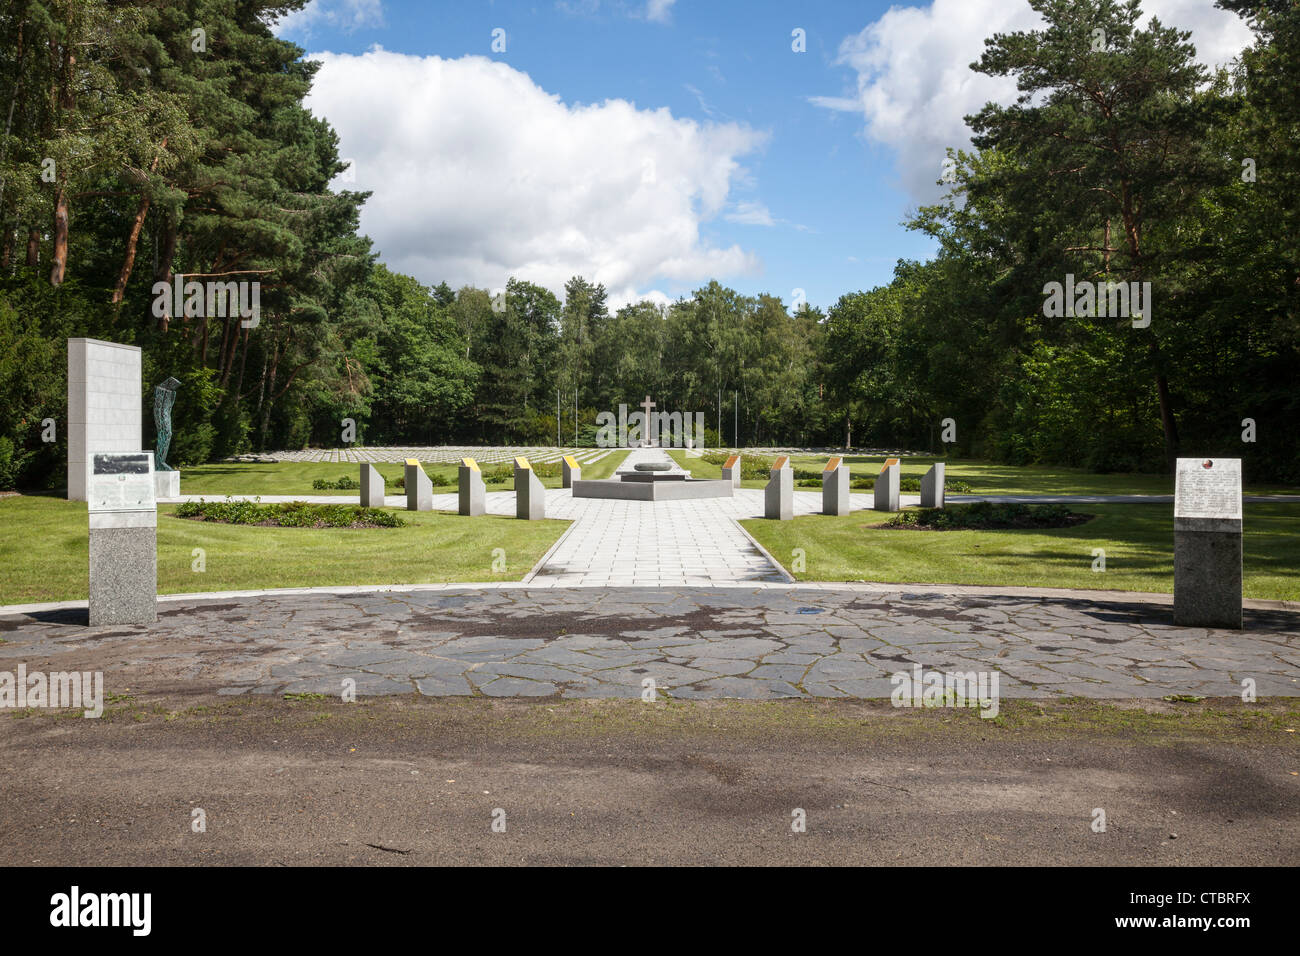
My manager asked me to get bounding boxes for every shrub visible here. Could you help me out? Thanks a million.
[885,502,1088,531]
[311,475,360,490]
[851,474,973,493]
[739,454,774,480]
[0,436,16,491]
[175,497,404,528]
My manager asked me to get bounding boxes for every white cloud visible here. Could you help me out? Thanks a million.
[646,0,677,24]
[816,0,1255,203]
[308,48,765,301]
[273,0,384,38]
[724,200,776,226]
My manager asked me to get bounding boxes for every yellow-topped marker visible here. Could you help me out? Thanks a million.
[723,454,740,469]
[515,456,531,470]
[461,457,479,471]
[773,455,789,470]
[563,455,579,469]
[881,457,900,472]
[824,456,842,472]
[405,458,420,467]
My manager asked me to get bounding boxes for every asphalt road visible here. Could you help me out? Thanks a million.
[2,695,1297,866]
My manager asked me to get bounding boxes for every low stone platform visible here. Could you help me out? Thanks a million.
[571,477,734,501]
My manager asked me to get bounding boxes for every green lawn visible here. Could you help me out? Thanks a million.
[179,449,629,496]
[0,494,569,605]
[741,502,1300,601]
[670,451,1300,497]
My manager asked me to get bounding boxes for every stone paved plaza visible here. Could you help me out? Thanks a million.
[3,585,1297,701]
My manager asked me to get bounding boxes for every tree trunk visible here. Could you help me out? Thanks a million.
[49,180,68,285]
[25,228,39,266]
[112,139,167,305]
[154,216,178,332]
[1151,344,1180,471]
[260,343,281,447]
[110,193,149,304]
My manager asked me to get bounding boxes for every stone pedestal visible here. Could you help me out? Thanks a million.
[459,459,485,516]
[515,458,546,520]
[765,458,793,520]
[920,462,945,509]
[1174,525,1242,629]
[153,470,180,498]
[822,457,850,516]
[360,464,386,507]
[88,451,156,626]
[404,459,432,511]
[1173,456,1243,629]
[874,459,900,512]
[721,453,742,488]
[89,524,157,626]
[562,455,581,488]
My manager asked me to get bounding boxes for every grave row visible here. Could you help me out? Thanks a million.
[361,454,585,522]
[272,446,611,465]
[740,456,946,519]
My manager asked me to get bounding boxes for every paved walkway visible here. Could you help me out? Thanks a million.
[3,585,1297,700]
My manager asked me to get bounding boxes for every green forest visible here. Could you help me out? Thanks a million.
[0,0,1296,491]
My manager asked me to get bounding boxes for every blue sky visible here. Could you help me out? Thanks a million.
[276,0,1253,311]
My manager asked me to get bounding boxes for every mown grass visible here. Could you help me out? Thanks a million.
[0,493,569,605]
[179,449,630,497]
[669,450,1300,497]
[28,694,1300,748]
[741,502,1300,601]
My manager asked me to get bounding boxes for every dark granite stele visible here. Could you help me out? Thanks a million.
[1173,516,1243,629]
[571,477,735,501]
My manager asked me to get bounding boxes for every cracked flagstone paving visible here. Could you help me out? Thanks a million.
[1,586,1297,701]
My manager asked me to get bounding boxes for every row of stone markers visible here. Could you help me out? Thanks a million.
[758,456,947,520]
[358,455,573,521]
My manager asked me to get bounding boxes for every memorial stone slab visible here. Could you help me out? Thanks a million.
[360,463,386,507]
[1173,457,1242,629]
[765,456,793,520]
[874,458,901,512]
[404,458,433,511]
[88,451,157,626]
[67,338,143,501]
[920,462,945,509]
[721,453,742,488]
[459,457,485,516]
[562,454,582,488]
[515,456,546,520]
[822,456,850,516]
